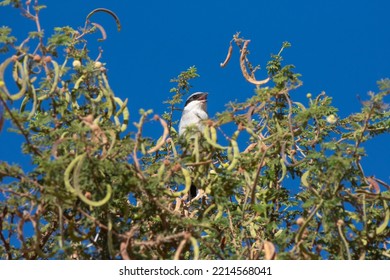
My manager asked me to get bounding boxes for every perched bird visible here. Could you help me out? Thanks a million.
[179,92,208,136]
[178,92,208,198]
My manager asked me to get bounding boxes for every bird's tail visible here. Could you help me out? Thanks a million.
[190,183,197,199]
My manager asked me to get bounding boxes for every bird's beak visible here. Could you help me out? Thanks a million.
[199,93,208,103]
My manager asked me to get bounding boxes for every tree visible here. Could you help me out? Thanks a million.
[0,1,389,260]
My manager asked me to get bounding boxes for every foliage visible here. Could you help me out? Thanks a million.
[0,1,389,260]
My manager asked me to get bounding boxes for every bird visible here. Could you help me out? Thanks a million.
[179,92,208,136]
[178,92,208,198]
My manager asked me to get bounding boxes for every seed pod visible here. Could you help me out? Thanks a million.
[220,43,233,68]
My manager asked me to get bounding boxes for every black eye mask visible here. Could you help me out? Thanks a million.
[185,93,208,107]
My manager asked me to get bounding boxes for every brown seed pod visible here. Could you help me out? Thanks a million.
[263,241,276,260]
[239,40,270,86]
[366,176,380,193]
[220,43,233,68]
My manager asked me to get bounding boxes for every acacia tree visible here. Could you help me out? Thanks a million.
[0,1,389,260]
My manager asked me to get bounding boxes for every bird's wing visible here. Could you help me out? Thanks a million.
[195,110,208,120]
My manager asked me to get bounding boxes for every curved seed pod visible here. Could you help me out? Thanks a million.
[105,93,115,118]
[295,199,324,244]
[167,138,178,158]
[20,96,29,112]
[214,204,224,220]
[12,59,23,85]
[72,154,112,207]
[227,146,233,161]
[68,220,93,242]
[336,220,351,260]
[64,154,85,194]
[114,115,121,128]
[277,158,287,183]
[90,86,104,102]
[101,72,111,89]
[27,85,37,119]
[49,60,59,95]
[107,217,114,257]
[245,127,259,139]
[114,97,129,131]
[120,105,130,132]
[77,184,112,207]
[114,97,128,116]
[189,237,199,260]
[74,74,85,90]
[249,222,257,238]
[147,116,169,154]
[376,200,389,235]
[275,119,283,134]
[174,238,186,260]
[51,132,69,159]
[37,59,60,101]
[298,243,319,260]
[100,129,116,160]
[263,241,276,260]
[64,87,71,104]
[210,125,218,142]
[193,134,200,163]
[106,94,115,118]
[86,8,121,32]
[232,129,240,141]
[100,73,116,118]
[226,139,240,171]
[243,170,253,190]
[240,40,270,86]
[0,57,28,100]
[234,194,242,205]
[91,22,107,42]
[220,43,233,68]
[166,167,192,197]
[301,170,310,187]
[205,180,214,195]
[157,162,165,186]
[203,125,228,150]
[203,203,216,217]
[293,101,306,111]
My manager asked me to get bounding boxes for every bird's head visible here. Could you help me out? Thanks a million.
[184,92,208,111]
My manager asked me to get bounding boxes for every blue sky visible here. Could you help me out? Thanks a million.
[1,0,389,181]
